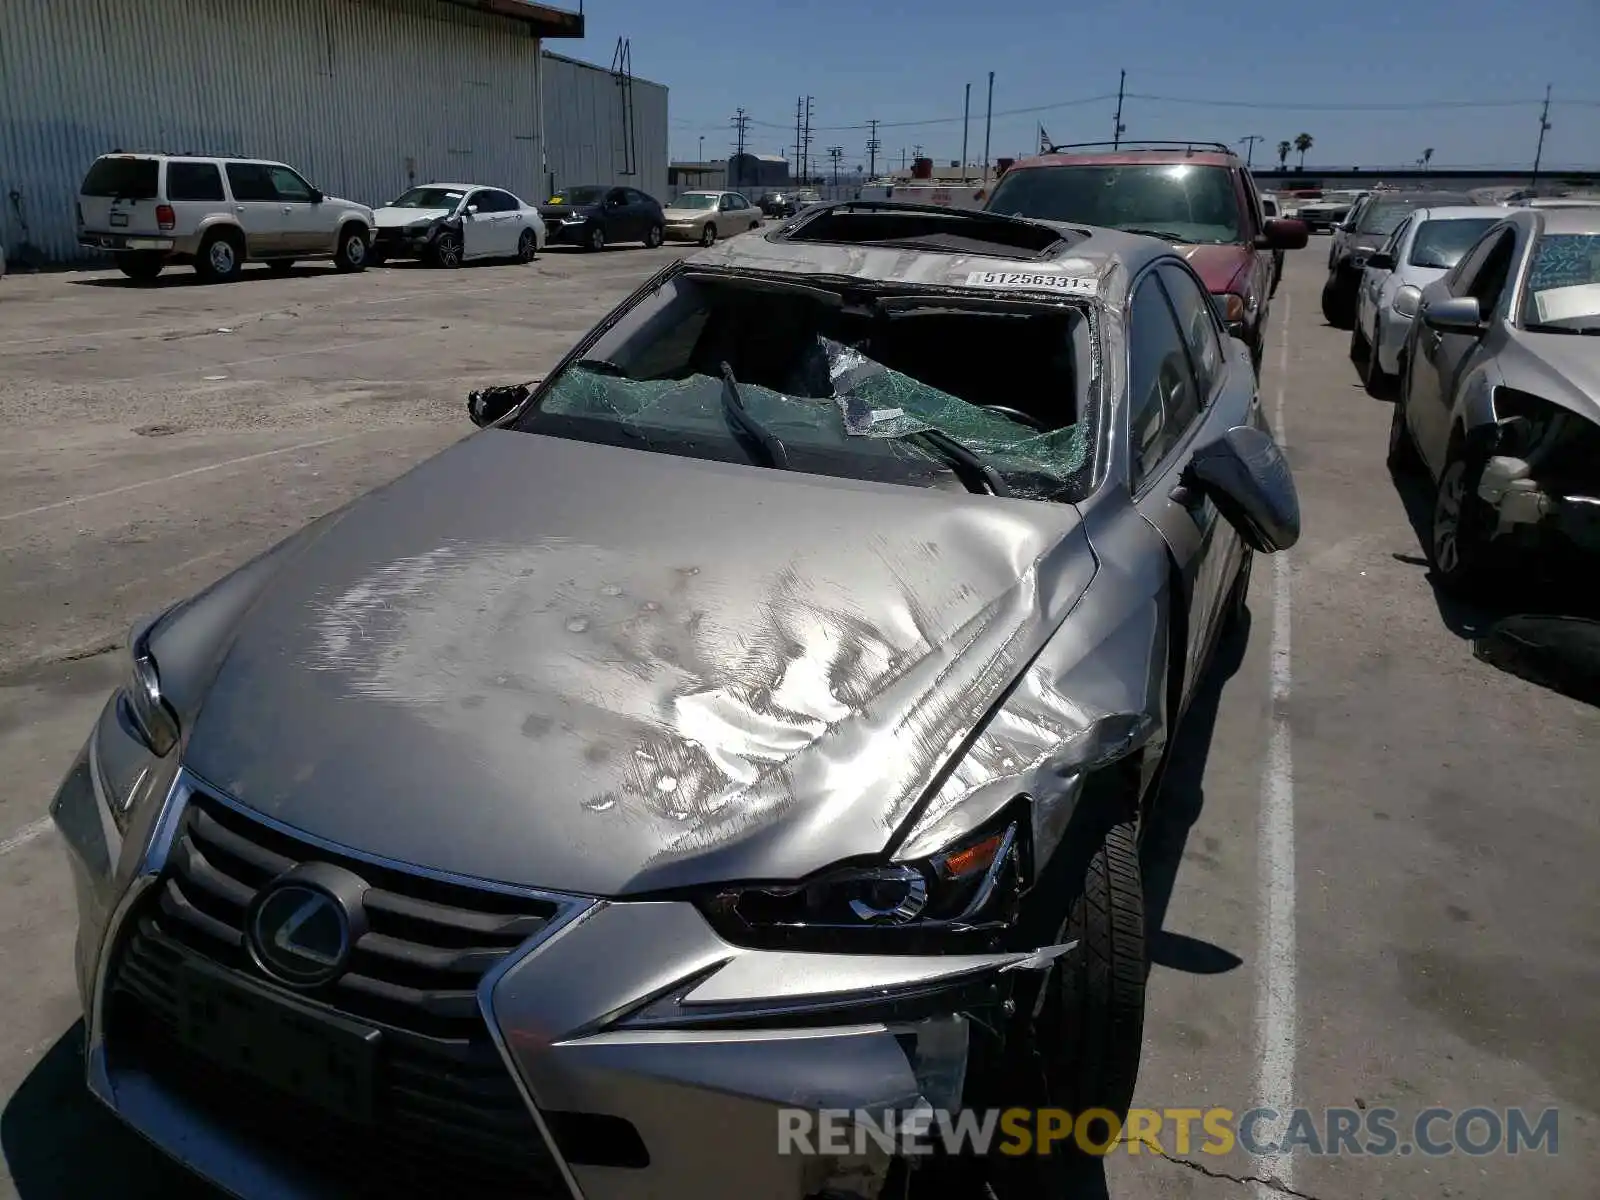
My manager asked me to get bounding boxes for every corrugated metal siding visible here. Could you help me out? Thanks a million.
[1,0,548,263]
[541,52,668,203]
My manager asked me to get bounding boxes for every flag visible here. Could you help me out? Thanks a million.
[1039,126,1052,153]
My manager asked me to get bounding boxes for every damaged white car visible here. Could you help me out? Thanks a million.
[53,202,1298,1200]
[1392,205,1600,594]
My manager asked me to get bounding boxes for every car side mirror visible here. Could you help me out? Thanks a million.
[1260,217,1309,250]
[1184,426,1301,553]
[1421,296,1484,334]
[308,188,324,204]
[466,204,480,216]
[1366,251,1395,271]
[467,382,532,427]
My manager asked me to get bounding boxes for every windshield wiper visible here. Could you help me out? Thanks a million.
[905,428,1011,497]
[718,362,789,469]
[1119,227,1188,242]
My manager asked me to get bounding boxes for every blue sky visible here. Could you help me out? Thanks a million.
[563,0,1599,172]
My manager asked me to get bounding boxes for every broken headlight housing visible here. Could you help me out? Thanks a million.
[697,816,1027,954]
[91,623,181,834]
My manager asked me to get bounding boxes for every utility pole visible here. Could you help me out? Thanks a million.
[912,144,924,160]
[828,145,843,187]
[698,135,704,162]
[794,97,804,183]
[866,119,881,180]
[1112,69,1127,148]
[1240,134,1263,167]
[981,70,995,183]
[961,83,972,176]
[730,108,749,186]
[803,95,815,182]
[901,148,907,172]
[1531,84,1552,189]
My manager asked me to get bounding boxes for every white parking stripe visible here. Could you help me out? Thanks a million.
[0,816,54,858]
[1254,295,1298,1196]
[0,434,355,525]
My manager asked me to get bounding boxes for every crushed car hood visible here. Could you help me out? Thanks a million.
[1179,243,1252,293]
[373,206,452,228]
[1502,329,1600,423]
[182,431,1098,896]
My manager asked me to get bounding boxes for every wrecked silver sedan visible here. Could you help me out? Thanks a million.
[1393,205,1600,593]
[51,202,1298,1200]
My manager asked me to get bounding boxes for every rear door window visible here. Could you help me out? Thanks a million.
[226,163,278,202]
[166,161,225,202]
[81,157,159,199]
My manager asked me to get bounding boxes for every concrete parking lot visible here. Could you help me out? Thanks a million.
[0,242,1596,1198]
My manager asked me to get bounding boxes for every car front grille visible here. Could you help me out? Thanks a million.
[103,788,571,1198]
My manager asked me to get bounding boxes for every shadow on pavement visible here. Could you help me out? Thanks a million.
[1141,603,1250,977]
[1,1023,215,1200]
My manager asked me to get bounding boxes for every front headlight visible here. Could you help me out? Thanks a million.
[697,816,1025,953]
[1392,284,1422,318]
[1218,292,1247,324]
[91,631,179,834]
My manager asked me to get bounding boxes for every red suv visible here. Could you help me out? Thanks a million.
[984,141,1308,372]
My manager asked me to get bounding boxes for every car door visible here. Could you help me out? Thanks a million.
[1130,264,1240,708]
[459,189,494,259]
[1235,169,1273,316]
[223,163,286,256]
[1409,226,1516,474]
[1361,216,1409,334]
[482,190,521,255]
[264,165,331,255]
[599,188,632,241]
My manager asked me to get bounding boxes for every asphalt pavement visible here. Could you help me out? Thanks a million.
[0,243,1595,1198]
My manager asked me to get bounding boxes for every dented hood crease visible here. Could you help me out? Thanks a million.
[180,432,1098,895]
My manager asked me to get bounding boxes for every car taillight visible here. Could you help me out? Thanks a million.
[156,204,176,230]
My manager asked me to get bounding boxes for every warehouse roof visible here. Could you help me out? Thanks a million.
[437,0,584,37]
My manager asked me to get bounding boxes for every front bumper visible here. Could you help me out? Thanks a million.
[370,227,435,258]
[55,757,1048,1200]
[1478,458,1600,555]
[545,219,596,246]
[662,223,702,242]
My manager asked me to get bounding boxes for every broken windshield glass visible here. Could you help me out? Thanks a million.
[518,272,1097,501]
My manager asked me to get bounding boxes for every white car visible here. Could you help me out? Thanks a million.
[369,184,546,268]
[1350,204,1516,394]
[76,152,374,283]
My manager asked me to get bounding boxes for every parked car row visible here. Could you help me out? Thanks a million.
[1341,200,1600,601]
[73,151,760,283]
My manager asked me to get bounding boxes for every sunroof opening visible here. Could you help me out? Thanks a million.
[779,203,1078,260]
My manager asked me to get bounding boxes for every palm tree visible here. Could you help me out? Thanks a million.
[1421,147,1434,172]
[1277,140,1292,170]
[1293,133,1313,169]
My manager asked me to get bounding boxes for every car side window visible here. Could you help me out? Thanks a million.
[1464,231,1516,312]
[483,190,514,212]
[1237,171,1262,236]
[606,188,628,207]
[225,162,277,202]
[267,166,314,203]
[166,161,225,203]
[1446,228,1501,294]
[1157,265,1224,402]
[1128,273,1203,486]
[626,189,649,206]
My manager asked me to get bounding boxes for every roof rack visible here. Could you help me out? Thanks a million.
[1044,140,1235,156]
[776,199,1084,260]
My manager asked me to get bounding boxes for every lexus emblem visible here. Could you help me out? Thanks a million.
[249,883,353,987]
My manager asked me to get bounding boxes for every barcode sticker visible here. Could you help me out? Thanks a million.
[964,271,1098,295]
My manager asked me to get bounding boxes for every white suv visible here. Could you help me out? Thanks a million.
[76,153,374,283]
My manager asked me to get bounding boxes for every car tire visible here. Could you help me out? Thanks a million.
[1349,319,1370,366]
[644,223,664,249]
[1225,550,1254,630]
[114,251,164,283]
[1364,325,1396,398]
[432,230,463,269]
[1039,817,1148,1125]
[516,229,537,263]
[1428,441,1497,594]
[700,223,718,247]
[334,225,368,272]
[1387,387,1422,475]
[193,229,244,283]
[1321,271,1355,329]
[266,259,295,275]
[586,226,606,253]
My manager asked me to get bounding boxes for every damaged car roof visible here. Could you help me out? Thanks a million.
[685,200,1167,306]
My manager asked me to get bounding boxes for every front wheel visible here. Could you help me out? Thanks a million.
[1321,270,1355,329]
[1387,388,1421,475]
[334,225,368,272]
[644,223,664,249]
[1429,445,1497,594]
[1364,324,1396,398]
[432,230,463,269]
[516,228,537,263]
[700,223,718,247]
[586,226,606,252]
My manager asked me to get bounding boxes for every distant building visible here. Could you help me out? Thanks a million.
[728,153,789,190]
[668,160,728,191]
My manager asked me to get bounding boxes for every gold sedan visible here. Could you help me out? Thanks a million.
[661,190,764,246]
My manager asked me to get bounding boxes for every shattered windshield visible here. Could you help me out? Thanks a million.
[512,273,1098,502]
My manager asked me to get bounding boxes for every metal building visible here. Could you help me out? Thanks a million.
[0,0,668,265]
[542,50,668,204]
